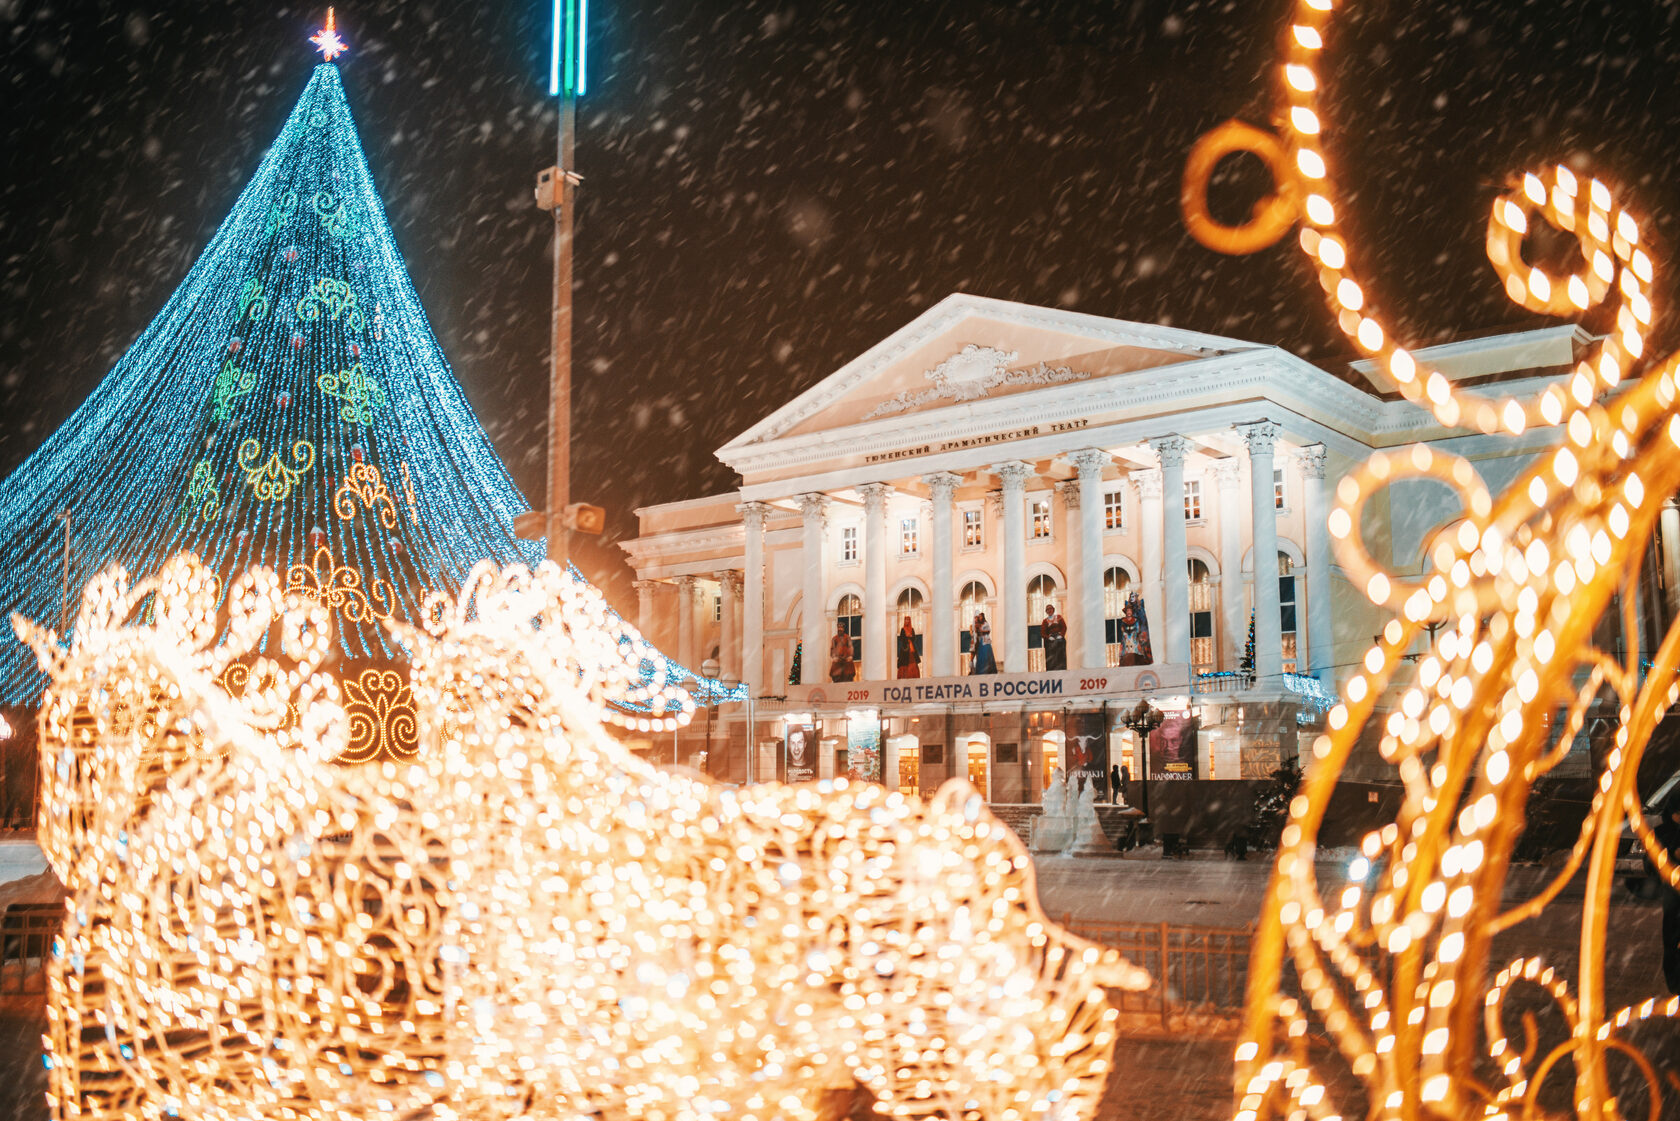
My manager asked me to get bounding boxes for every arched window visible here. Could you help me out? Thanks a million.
[895,586,927,633]
[1103,567,1132,667]
[836,593,862,642]
[958,580,988,671]
[1278,553,1298,673]
[1026,574,1059,671]
[1188,559,1215,674]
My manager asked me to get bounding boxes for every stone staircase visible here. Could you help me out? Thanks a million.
[987,804,1042,843]
[989,803,1140,848]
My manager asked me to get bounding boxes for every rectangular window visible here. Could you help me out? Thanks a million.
[1030,497,1052,540]
[713,594,722,623]
[1104,489,1123,531]
[900,517,919,556]
[963,508,983,549]
[1280,567,1298,673]
[840,525,858,563]
[1273,467,1286,510]
[1183,479,1202,521]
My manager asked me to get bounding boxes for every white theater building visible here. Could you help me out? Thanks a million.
[622,294,1638,803]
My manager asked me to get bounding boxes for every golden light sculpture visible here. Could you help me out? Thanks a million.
[1179,3,1680,1120]
[15,554,1148,1121]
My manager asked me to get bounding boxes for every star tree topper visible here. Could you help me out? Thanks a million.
[311,8,348,62]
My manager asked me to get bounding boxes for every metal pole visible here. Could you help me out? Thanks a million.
[1138,721,1151,821]
[546,95,576,563]
[705,697,714,775]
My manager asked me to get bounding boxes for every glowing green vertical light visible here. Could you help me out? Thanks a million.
[549,0,586,97]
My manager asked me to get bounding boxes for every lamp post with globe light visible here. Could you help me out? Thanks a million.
[697,657,740,777]
[1121,699,1164,824]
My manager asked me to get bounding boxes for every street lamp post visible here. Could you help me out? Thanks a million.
[700,657,720,775]
[544,0,586,563]
[1121,699,1164,823]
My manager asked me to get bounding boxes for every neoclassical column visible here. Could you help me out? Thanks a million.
[924,471,962,677]
[716,569,742,681]
[859,482,892,681]
[1151,435,1191,665]
[1055,478,1082,665]
[1300,445,1332,684]
[674,575,697,669]
[738,501,770,696]
[633,579,657,641]
[1240,421,1284,682]
[1072,449,1109,669]
[1663,501,1680,624]
[1210,459,1245,671]
[1133,468,1164,657]
[797,493,829,685]
[994,461,1033,673]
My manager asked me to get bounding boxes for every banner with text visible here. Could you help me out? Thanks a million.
[784,663,1188,709]
[1065,709,1109,797]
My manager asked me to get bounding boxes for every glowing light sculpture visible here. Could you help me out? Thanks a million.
[17,553,1147,1121]
[0,60,718,733]
[1181,4,1680,1119]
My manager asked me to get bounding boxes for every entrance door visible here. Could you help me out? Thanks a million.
[965,734,990,800]
[1041,730,1064,790]
[895,740,920,796]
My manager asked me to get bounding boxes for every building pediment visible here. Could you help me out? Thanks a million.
[722,294,1257,452]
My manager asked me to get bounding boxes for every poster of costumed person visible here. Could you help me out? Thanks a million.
[896,616,921,678]
[1118,591,1153,665]
[1042,603,1068,671]
[969,612,998,675]
[829,621,856,682]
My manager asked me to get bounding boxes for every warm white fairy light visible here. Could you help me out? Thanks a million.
[1178,3,1680,1120]
[16,553,1148,1121]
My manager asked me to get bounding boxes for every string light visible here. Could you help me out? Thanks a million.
[17,551,1148,1121]
[1189,4,1680,1119]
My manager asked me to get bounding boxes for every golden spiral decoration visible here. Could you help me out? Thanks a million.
[1185,4,1680,1121]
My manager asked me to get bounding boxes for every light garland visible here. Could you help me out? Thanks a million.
[1181,4,1680,1120]
[16,551,1147,1121]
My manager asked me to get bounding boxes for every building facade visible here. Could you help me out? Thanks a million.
[623,294,1648,804]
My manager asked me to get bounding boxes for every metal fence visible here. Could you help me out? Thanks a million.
[0,903,58,995]
[1063,916,1254,1033]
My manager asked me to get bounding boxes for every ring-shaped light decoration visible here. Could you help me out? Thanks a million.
[1485,171,1616,318]
[1324,444,1493,617]
[1180,119,1302,255]
[1276,0,1656,437]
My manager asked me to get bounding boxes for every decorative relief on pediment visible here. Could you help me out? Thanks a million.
[861,344,1092,420]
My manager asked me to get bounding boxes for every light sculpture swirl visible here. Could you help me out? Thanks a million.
[15,554,1147,1121]
[1179,3,1680,1120]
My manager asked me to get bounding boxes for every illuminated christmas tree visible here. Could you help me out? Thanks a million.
[0,44,724,740]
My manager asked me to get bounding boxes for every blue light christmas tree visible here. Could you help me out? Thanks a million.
[0,49,736,733]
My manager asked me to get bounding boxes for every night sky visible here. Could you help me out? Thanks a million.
[3,0,1678,607]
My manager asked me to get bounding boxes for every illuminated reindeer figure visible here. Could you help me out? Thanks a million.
[18,554,1147,1121]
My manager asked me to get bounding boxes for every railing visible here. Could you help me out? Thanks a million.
[0,902,59,995]
[1063,916,1254,1034]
